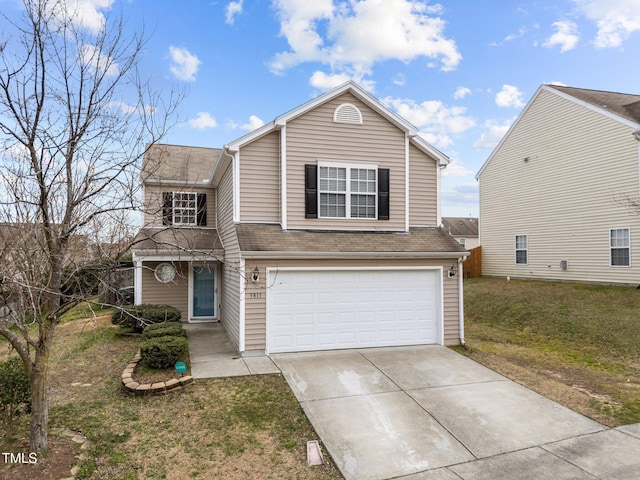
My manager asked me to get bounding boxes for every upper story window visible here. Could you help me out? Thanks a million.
[610,228,630,267]
[162,191,207,226]
[319,164,376,219]
[515,234,528,265]
[458,238,466,247]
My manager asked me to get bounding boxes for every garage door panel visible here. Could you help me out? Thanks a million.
[267,269,441,353]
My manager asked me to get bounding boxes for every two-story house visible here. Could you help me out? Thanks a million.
[132,82,468,356]
[477,84,640,285]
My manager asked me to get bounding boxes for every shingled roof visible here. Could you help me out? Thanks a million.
[548,85,640,125]
[236,224,467,256]
[142,144,221,184]
[441,217,478,237]
[134,228,223,254]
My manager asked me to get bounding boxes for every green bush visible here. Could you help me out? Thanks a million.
[111,304,181,333]
[140,336,189,369]
[143,322,187,339]
[0,357,31,435]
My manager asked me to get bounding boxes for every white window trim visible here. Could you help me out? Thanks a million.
[172,191,198,226]
[609,227,631,268]
[515,234,528,265]
[317,161,378,219]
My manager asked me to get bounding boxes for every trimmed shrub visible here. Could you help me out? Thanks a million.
[0,357,31,435]
[143,322,187,339]
[140,336,189,369]
[111,304,181,333]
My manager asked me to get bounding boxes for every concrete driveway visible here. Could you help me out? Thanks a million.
[271,345,640,480]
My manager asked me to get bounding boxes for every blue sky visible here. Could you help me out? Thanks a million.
[3,0,640,217]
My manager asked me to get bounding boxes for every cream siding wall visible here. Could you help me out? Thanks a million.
[242,258,462,352]
[217,163,242,350]
[285,92,407,231]
[408,143,438,226]
[239,131,280,222]
[140,261,189,319]
[479,88,640,284]
[143,184,216,228]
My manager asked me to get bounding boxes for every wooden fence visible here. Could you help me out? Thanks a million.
[464,246,482,278]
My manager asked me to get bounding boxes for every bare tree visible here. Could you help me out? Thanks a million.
[0,0,181,452]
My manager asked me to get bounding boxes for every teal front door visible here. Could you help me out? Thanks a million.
[192,266,215,320]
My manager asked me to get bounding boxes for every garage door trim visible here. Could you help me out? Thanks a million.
[265,266,444,354]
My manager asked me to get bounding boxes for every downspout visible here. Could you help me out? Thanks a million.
[458,256,467,346]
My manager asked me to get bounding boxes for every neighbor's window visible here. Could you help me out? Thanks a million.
[610,228,630,267]
[515,235,528,264]
[458,238,466,247]
[319,164,376,219]
[173,192,197,225]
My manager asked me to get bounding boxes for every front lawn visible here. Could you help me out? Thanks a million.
[459,278,640,427]
[0,311,341,480]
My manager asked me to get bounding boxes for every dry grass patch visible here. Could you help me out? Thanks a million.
[459,278,640,427]
[1,312,341,480]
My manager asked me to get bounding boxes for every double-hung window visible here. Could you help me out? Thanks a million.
[173,192,197,225]
[610,228,630,267]
[515,234,528,265]
[319,164,377,219]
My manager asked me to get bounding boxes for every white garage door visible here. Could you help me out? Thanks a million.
[267,268,441,353]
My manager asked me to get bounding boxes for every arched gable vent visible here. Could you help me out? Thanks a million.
[333,103,363,125]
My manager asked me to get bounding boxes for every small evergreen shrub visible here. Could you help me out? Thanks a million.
[143,322,187,339]
[111,304,181,333]
[0,357,31,435]
[140,336,189,369]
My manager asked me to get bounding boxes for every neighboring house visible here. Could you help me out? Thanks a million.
[477,84,640,284]
[132,82,468,355]
[442,217,479,249]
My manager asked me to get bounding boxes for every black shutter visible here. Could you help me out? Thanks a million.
[197,193,207,226]
[162,192,173,225]
[305,164,318,218]
[378,168,390,220]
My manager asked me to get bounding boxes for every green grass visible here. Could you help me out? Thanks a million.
[461,278,640,426]
[0,303,341,480]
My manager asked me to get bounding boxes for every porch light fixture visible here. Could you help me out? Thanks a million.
[448,264,457,278]
[251,266,260,282]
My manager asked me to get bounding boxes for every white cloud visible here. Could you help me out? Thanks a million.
[168,46,202,82]
[309,70,376,91]
[241,115,265,131]
[189,112,218,129]
[573,0,640,48]
[270,0,461,78]
[543,21,580,52]
[384,96,475,149]
[495,85,525,108]
[453,86,471,100]
[225,1,244,25]
[78,43,119,76]
[49,0,115,34]
[392,73,406,86]
[473,119,514,150]
[441,159,473,177]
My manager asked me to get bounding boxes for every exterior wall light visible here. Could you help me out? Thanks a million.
[448,264,457,278]
[251,266,260,282]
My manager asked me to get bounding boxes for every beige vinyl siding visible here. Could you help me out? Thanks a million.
[217,163,242,350]
[408,143,438,226]
[143,184,216,228]
[140,261,189,319]
[285,92,407,231]
[239,131,280,222]
[479,88,640,284]
[242,258,461,352]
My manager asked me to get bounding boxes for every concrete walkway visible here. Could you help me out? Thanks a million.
[185,325,640,480]
[183,322,279,378]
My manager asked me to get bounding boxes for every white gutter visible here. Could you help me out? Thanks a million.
[458,256,466,345]
[241,251,469,260]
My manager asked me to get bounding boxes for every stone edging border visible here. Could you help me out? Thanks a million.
[121,351,194,395]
